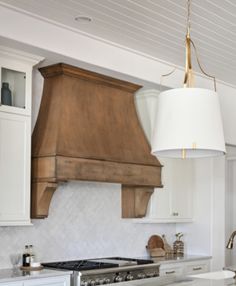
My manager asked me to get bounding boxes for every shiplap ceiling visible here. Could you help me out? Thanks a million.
[1,0,236,86]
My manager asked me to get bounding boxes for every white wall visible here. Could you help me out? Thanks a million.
[176,157,226,271]
[211,157,226,270]
[225,148,236,267]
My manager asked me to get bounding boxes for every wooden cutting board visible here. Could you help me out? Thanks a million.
[146,235,164,249]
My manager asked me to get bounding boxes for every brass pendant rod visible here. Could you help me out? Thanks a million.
[183,28,192,88]
[159,1,216,93]
[190,39,217,92]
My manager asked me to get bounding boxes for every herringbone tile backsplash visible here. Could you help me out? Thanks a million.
[0,181,175,269]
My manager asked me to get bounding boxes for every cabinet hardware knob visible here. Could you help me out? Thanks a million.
[193,267,202,271]
[165,271,175,274]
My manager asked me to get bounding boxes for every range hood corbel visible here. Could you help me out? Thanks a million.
[31,63,162,218]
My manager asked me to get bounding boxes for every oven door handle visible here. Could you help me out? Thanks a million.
[74,271,81,286]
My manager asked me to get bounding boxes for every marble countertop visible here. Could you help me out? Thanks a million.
[0,268,72,283]
[151,254,212,265]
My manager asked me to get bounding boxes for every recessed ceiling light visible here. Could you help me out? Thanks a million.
[74,15,92,23]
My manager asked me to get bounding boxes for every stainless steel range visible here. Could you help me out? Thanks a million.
[43,257,159,286]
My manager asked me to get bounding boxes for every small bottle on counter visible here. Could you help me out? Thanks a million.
[22,245,30,267]
[29,245,35,265]
[173,233,184,256]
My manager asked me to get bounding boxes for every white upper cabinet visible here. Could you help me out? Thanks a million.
[0,46,42,116]
[147,157,194,222]
[0,112,31,225]
[135,89,194,222]
[0,46,43,226]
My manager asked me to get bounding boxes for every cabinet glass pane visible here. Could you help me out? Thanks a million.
[1,68,26,109]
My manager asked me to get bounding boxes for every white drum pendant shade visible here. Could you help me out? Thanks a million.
[151,88,225,158]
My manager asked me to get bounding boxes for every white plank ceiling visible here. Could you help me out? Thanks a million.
[1,0,236,86]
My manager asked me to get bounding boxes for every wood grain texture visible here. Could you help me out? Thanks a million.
[147,235,164,249]
[32,63,162,218]
[121,186,154,218]
[31,182,57,218]
[39,63,141,93]
[56,156,161,186]
[32,157,56,181]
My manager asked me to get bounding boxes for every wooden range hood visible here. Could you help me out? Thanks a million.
[31,63,162,218]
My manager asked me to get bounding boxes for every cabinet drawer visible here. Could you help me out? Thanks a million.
[185,262,209,275]
[160,265,184,277]
[0,282,23,286]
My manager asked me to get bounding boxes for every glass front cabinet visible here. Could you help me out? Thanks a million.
[0,49,36,115]
[0,46,43,225]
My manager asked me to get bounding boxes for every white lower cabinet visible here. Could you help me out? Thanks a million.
[0,275,70,286]
[159,259,210,277]
[0,112,31,225]
[160,263,184,277]
[24,275,70,286]
[0,282,23,286]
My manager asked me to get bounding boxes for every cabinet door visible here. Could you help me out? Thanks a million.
[171,159,194,220]
[148,158,173,219]
[24,275,70,286]
[0,57,33,116]
[0,112,31,225]
[147,158,194,222]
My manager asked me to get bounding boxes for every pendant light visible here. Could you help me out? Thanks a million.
[151,0,225,159]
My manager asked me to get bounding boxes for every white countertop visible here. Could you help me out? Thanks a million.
[0,268,72,283]
[151,255,212,265]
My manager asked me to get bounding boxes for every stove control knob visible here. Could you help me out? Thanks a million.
[114,275,123,283]
[125,273,134,281]
[89,280,96,286]
[104,278,111,284]
[137,273,146,279]
[98,279,105,285]
[153,272,158,277]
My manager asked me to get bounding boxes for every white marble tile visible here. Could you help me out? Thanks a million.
[0,181,175,268]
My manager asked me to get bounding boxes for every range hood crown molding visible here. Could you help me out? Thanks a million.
[31,63,162,219]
